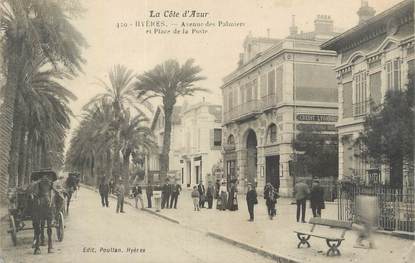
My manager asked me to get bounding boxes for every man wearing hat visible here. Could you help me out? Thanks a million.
[115,179,126,213]
[294,178,310,222]
[310,179,325,217]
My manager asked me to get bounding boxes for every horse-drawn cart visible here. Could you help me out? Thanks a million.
[7,170,65,247]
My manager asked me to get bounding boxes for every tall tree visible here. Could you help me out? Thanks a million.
[356,73,414,188]
[135,59,206,182]
[292,126,338,178]
[0,0,86,201]
[84,65,152,184]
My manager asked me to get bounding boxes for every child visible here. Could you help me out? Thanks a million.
[191,186,200,211]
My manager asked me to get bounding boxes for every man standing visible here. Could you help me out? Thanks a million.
[246,183,258,222]
[310,179,325,217]
[294,179,310,223]
[206,181,215,209]
[161,181,171,209]
[115,180,126,213]
[170,182,182,209]
[98,177,109,208]
[146,183,153,208]
[198,181,206,208]
[132,184,144,209]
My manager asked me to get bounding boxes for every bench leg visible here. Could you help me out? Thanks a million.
[296,233,311,248]
[326,240,342,256]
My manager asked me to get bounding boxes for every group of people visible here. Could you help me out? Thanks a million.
[160,181,182,209]
[294,178,325,223]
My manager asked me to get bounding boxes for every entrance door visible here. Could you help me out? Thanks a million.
[195,166,200,184]
[266,155,280,190]
[226,160,236,184]
[187,162,191,187]
[246,130,258,185]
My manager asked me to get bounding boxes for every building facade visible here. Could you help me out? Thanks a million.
[321,0,414,188]
[179,101,223,188]
[221,15,339,196]
[147,106,184,184]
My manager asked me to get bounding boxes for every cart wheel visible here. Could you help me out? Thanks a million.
[9,215,17,246]
[56,212,64,242]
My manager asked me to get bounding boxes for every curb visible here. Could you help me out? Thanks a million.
[206,231,301,263]
[141,208,180,224]
[376,229,415,240]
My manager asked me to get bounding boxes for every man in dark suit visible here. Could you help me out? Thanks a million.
[198,182,206,208]
[161,181,171,209]
[206,181,215,209]
[170,183,182,209]
[98,177,109,207]
[146,184,153,208]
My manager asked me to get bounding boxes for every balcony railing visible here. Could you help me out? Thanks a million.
[223,143,236,152]
[353,101,370,117]
[224,100,262,123]
[262,94,277,109]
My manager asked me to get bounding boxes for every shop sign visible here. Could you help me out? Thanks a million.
[296,114,338,122]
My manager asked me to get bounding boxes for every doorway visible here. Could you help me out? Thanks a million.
[266,155,280,190]
[246,129,258,185]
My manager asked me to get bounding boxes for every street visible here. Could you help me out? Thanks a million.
[0,187,275,263]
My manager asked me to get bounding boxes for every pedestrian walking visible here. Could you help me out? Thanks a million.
[198,182,206,208]
[146,184,153,208]
[132,184,144,209]
[227,180,238,211]
[310,179,325,217]
[217,181,227,211]
[161,181,171,209]
[246,183,258,221]
[191,186,200,211]
[98,177,109,208]
[115,180,126,213]
[354,195,379,249]
[206,181,215,209]
[264,183,278,219]
[170,183,182,209]
[109,179,114,194]
[294,179,310,223]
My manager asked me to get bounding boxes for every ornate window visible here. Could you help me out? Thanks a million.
[386,59,401,90]
[227,134,235,145]
[267,124,277,143]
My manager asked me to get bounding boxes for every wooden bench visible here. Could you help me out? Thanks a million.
[294,217,352,256]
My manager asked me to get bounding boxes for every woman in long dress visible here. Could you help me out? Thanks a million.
[217,181,228,211]
[227,182,238,211]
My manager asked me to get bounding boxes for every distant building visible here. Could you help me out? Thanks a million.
[321,0,414,187]
[147,105,183,184]
[179,100,223,188]
[221,15,339,196]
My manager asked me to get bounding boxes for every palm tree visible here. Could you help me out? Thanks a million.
[119,111,156,184]
[135,59,206,182]
[84,65,152,184]
[0,0,86,201]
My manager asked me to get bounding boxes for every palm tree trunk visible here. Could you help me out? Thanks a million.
[123,150,131,190]
[0,59,19,202]
[8,102,24,187]
[17,129,27,187]
[160,104,174,183]
[24,134,33,185]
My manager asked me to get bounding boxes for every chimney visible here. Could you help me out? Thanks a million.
[238,53,244,67]
[357,0,375,24]
[289,15,298,35]
[314,14,334,34]
[266,28,270,38]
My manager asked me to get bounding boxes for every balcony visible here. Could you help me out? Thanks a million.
[223,143,236,152]
[353,101,370,118]
[262,94,277,110]
[223,100,262,123]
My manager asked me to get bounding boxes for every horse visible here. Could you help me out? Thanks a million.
[28,175,54,254]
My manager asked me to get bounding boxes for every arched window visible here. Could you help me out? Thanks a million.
[227,134,235,145]
[267,124,277,143]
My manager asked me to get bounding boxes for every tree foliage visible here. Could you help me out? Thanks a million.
[292,126,338,178]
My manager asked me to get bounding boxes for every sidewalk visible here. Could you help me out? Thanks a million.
[144,189,414,263]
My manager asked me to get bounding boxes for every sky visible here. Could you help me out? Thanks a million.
[64,0,402,133]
